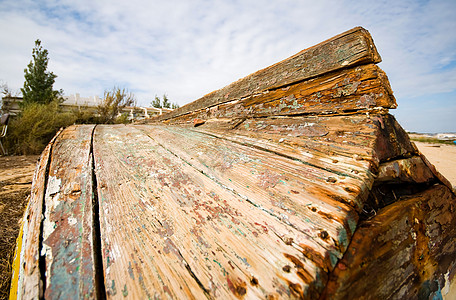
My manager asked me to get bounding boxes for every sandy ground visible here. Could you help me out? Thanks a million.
[414,141,456,189]
[0,155,40,299]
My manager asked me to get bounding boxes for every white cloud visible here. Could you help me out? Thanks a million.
[1,0,455,131]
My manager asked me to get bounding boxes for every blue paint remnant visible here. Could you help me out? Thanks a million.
[418,280,443,300]
[314,271,325,290]
[111,280,117,295]
[347,218,357,235]
[128,261,135,280]
[329,251,339,268]
[122,284,128,297]
[213,259,227,276]
[338,227,349,250]
[234,253,251,268]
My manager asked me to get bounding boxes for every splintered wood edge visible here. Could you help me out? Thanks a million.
[12,128,64,300]
[159,64,397,125]
[156,26,381,121]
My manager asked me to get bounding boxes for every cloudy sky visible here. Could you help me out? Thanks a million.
[0,0,455,133]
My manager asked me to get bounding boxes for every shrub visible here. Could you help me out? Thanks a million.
[97,87,135,124]
[4,101,76,155]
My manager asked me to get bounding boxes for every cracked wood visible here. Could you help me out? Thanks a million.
[161,64,396,125]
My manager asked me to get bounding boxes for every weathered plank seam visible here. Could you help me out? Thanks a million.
[190,128,357,179]
[162,102,392,124]
[90,125,107,299]
[183,258,211,298]
[137,128,335,254]
[37,128,64,299]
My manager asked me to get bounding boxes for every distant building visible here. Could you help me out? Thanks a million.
[436,133,456,141]
[120,106,173,121]
[62,93,102,108]
[0,96,22,115]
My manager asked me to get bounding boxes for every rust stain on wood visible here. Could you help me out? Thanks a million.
[159,64,396,125]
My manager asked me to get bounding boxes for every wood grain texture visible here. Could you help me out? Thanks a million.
[14,129,63,299]
[188,114,399,211]
[322,184,456,299]
[41,125,97,299]
[190,113,417,178]
[161,64,396,124]
[136,124,359,259]
[156,27,381,121]
[376,156,435,184]
[93,125,331,299]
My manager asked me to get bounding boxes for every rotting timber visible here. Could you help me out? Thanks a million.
[10,27,456,299]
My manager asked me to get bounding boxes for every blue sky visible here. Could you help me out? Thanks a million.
[0,0,455,133]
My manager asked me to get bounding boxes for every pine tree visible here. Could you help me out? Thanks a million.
[162,94,170,108]
[151,95,162,108]
[21,40,62,105]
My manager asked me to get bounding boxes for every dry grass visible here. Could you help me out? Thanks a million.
[0,155,39,300]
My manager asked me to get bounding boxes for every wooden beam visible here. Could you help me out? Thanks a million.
[41,125,97,298]
[157,27,381,121]
[162,64,396,124]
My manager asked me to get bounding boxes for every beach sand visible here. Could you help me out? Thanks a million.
[414,141,456,189]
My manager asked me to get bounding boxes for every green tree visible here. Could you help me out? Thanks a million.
[97,87,136,124]
[151,95,162,108]
[162,94,170,108]
[21,40,62,106]
[171,102,180,109]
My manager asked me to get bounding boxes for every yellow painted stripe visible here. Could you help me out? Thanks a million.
[9,215,24,300]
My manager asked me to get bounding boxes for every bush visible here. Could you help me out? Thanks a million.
[97,87,135,124]
[4,101,76,155]
[71,107,98,124]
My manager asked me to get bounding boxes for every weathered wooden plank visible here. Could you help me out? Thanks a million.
[137,124,359,258]
[162,64,396,124]
[187,115,384,211]
[93,125,329,299]
[322,184,456,299]
[215,115,378,161]
[157,26,381,121]
[376,156,435,184]
[14,129,63,299]
[372,113,417,162]
[41,125,97,299]
[189,113,419,195]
